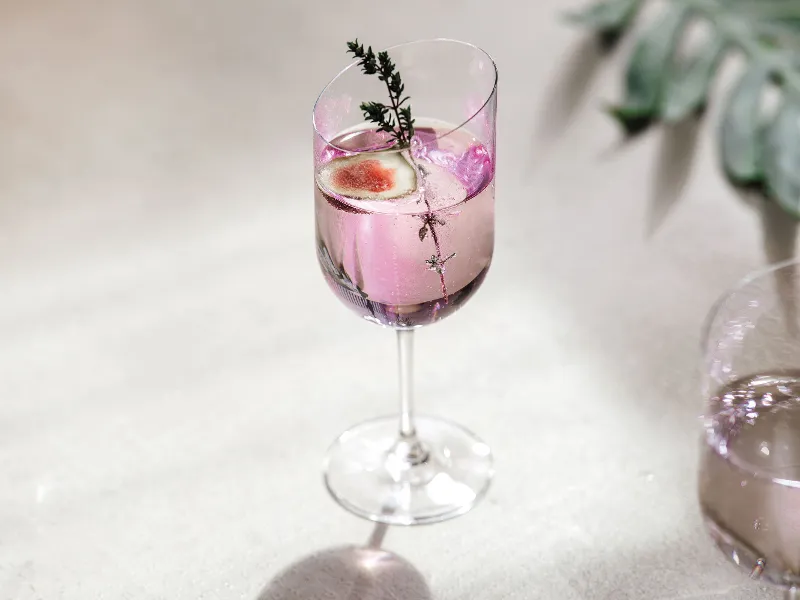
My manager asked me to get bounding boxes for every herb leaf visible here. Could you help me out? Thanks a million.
[346,39,415,147]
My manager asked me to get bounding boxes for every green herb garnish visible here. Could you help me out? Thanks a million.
[344,39,451,302]
[346,39,416,148]
[425,252,456,275]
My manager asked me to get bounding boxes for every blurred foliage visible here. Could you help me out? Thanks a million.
[566,0,800,217]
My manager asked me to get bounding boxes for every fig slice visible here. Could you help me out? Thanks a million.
[317,151,417,200]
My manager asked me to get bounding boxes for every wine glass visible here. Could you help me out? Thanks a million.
[312,39,497,525]
[700,258,800,597]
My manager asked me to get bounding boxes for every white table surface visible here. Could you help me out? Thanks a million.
[0,1,787,598]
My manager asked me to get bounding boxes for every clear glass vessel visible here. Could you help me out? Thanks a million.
[313,39,497,525]
[700,258,800,597]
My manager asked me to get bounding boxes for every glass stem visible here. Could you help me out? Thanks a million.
[397,329,416,437]
[396,329,428,465]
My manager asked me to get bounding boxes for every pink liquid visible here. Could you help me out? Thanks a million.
[315,122,495,328]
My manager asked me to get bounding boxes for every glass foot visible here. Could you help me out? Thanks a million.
[323,415,493,525]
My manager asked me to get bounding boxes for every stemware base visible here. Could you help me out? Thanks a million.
[323,415,493,525]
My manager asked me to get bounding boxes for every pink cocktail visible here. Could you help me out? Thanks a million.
[313,39,497,525]
[315,123,494,327]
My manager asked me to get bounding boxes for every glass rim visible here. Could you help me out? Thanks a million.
[312,38,498,150]
[700,257,800,352]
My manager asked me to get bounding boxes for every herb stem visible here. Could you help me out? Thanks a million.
[387,81,407,146]
[346,40,414,147]
[424,201,448,302]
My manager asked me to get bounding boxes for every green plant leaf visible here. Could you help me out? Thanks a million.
[763,98,800,217]
[726,0,800,21]
[719,65,770,184]
[563,0,643,35]
[609,4,692,134]
[605,105,654,135]
[562,0,800,218]
[661,33,728,123]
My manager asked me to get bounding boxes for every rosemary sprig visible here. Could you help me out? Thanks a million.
[419,213,446,242]
[346,39,416,147]
[344,38,451,303]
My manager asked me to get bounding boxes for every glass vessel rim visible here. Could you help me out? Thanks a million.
[312,38,498,150]
[700,257,800,353]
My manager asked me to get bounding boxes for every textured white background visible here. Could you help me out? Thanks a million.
[0,0,789,598]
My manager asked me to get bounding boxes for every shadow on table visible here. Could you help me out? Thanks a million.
[533,34,608,154]
[256,523,432,600]
[647,117,702,236]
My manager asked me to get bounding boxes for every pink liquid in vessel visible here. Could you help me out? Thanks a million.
[315,122,495,328]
